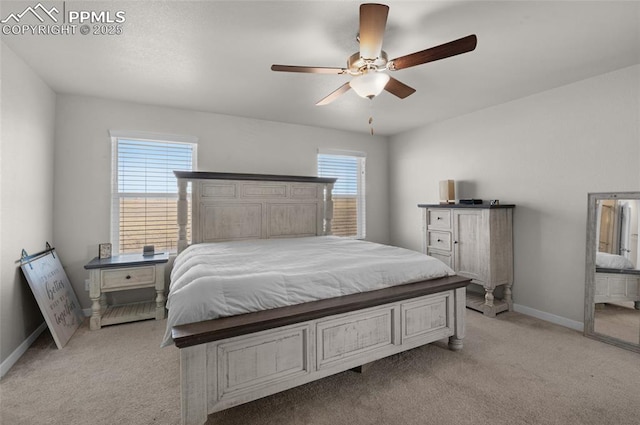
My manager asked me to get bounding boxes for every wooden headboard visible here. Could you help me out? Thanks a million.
[175,171,336,253]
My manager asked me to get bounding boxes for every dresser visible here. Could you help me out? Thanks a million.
[418,203,515,317]
[84,253,169,330]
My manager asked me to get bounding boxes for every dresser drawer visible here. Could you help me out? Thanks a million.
[428,230,451,251]
[101,266,156,290]
[427,209,451,230]
[428,249,452,268]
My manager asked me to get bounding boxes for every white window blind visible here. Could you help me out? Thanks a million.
[317,151,366,239]
[111,133,197,254]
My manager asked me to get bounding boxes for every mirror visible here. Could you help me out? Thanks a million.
[585,192,640,353]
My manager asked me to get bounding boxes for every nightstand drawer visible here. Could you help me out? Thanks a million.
[427,209,451,230]
[428,230,451,251]
[101,266,156,290]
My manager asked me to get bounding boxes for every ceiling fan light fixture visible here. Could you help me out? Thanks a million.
[271,3,477,109]
[349,69,390,99]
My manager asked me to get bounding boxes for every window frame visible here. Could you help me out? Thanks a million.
[109,130,198,255]
[317,149,366,239]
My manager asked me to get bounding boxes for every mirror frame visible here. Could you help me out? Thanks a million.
[584,191,640,353]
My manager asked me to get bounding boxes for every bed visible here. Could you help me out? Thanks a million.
[169,171,471,425]
[595,253,640,309]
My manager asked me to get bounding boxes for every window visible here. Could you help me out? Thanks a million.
[110,131,197,254]
[317,150,366,239]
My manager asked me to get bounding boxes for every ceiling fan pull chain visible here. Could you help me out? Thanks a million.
[369,99,375,135]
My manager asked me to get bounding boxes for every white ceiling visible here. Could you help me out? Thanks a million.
[2,1,639,136]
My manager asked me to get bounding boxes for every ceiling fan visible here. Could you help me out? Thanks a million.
[271,3,477,106]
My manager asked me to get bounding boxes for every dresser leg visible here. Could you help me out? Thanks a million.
[481,287,497,318]
[504,283,514,311]
[484,288,494,307]
[90,297,102,330]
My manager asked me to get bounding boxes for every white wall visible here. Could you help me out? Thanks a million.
[53,95,390,310]
[0,42,56,366]
[389,65,640,325]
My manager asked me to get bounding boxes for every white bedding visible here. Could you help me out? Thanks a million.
[596,252,635,270]
[162,236,455,346]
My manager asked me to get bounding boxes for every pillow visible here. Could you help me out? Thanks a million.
[596,252,635,269]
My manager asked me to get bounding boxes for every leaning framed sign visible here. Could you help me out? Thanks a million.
[19,243,84,349]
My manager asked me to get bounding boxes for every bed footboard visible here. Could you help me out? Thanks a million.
[178,285,466,425]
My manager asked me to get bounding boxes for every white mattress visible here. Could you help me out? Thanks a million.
[162,236,455,346]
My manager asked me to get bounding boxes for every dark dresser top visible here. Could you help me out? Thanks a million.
[418,203,515,209]
[84,252,169,269]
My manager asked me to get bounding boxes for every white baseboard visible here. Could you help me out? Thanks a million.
[2,310,92,379]
[514,303,584,332]
[0,321,47,379]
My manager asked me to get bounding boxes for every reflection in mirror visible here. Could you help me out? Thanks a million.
[585,193,640,353]
[596,199,639,265]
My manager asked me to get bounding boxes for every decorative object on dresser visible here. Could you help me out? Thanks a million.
[169,171,470,425]
[84,253,169,330]
[439,180,455,204]
[459,199,482,205]
[98,242,112,259]
[418,202,515,317]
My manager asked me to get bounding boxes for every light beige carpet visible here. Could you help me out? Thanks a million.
[594,302,640,344]
[1,310,639,425]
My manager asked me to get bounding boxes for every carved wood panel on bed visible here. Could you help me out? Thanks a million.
[176,171,336,252]
[171,171,470,425]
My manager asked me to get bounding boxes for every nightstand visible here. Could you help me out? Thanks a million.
[84,253,169,330]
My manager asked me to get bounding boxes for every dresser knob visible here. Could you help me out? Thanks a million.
[126,275,131,280]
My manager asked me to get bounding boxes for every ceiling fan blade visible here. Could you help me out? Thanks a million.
[384,77,416,99]
[316,82,351,106]
[271,65,347,74]
[359,3,389,60]
[389,34,477,71]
